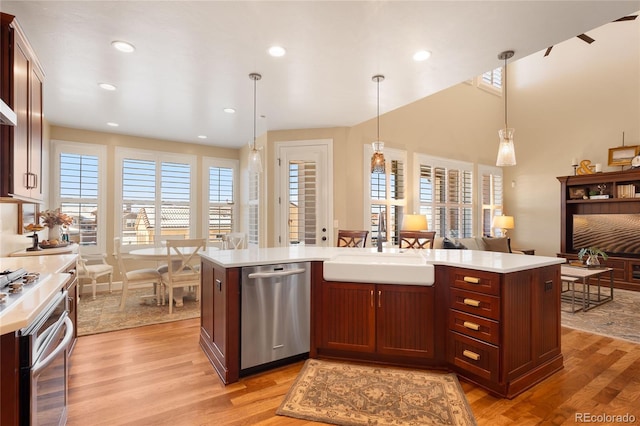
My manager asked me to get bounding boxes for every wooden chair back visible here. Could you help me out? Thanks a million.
[399,231,436,249]
[166,238,207,277]
[337,230,369,248]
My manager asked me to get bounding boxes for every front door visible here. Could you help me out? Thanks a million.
[276,140,332,247]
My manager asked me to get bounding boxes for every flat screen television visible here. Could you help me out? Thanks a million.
[573,214,640,255]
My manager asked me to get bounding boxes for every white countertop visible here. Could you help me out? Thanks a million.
[0,254,77,335]
[199,246,565,273]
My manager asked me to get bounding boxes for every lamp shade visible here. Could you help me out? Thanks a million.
[401,214,428,231]
[492,215,514,230]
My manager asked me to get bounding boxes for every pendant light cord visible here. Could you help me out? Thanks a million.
[253,77,257,150]
[503,55,508,129]
[377,78,380,141]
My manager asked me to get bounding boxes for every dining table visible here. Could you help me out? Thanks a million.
[129,246,218,308]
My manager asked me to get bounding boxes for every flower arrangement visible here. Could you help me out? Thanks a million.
[39,208,73,228]
[577,246,608,266]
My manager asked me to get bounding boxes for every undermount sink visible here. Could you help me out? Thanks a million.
[323,252,435,286]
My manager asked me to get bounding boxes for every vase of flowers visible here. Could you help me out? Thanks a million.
[39,208,73,242]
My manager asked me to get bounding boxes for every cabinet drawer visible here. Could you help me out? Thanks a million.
[450,288,500,321]
[449,309,499,345]
[448,331,499,382]
[451,268,500,296]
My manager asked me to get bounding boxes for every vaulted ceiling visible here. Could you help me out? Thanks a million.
[3,1,639,147]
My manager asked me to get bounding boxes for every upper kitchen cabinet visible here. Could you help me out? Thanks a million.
[1,13,44,202]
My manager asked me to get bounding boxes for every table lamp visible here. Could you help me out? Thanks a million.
[492,215,514,237]
[401,214,428,231]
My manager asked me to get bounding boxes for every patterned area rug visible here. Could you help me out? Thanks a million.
[77,287,200,336]
[277,359,477,426]
[561,288,640,343]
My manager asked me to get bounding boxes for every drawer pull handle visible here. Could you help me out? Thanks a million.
[463,321,480,331]
[463,276,480,284]
[463,298,481,307]
[463,350,480,361]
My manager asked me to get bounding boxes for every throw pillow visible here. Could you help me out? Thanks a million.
[442,237,466,249]
[482,237,511,253]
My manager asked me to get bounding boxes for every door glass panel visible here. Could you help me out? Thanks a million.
[288,160,317,245]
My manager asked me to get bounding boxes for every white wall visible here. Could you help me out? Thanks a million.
[506,19,639,256]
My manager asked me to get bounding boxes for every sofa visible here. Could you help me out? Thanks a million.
[432,236,515,253]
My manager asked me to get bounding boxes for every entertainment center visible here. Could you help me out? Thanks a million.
[557,169,640,292]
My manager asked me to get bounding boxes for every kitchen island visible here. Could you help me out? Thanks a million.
[199,246,565,398]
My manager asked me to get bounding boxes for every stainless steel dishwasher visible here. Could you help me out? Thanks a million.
[240,262,311,371]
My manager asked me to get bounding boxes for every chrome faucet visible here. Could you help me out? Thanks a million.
[377,211,386,252]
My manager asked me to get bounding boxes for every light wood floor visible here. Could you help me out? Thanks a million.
[68,319,640,426]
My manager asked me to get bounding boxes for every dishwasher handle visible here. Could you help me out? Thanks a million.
[247,268,306,279]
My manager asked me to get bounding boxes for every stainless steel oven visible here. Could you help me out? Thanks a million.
[20,289,73,426]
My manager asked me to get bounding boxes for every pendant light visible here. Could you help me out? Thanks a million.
[496,50,516,167]
[371,74,386,174]
[248,72,263,174]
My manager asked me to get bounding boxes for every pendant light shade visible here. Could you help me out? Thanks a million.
[496,50,516,167]
[248,73,263,174]
[371,74,386,174]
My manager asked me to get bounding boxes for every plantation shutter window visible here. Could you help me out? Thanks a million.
[59,153,99,246]
[417,155,473,239]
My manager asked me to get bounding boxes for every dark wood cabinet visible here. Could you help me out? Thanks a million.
[314,279,436,366]
[557,170,640,291]
[1,12,44,202]
[199,259,240,384]
[446,265,563,398]
[319,282,376,353]
[200,258,562,398]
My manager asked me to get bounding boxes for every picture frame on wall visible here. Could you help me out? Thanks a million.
[608,145,640,166]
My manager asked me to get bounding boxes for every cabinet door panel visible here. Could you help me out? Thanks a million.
[28,65,43,198]
[212,265,227,359]
[12,38,29,198]
[320,282,375,353]
[200,261,214,341]
[376,284,435,358]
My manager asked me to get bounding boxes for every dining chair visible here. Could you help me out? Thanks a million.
[114,237,163,310]
[224,232,246,250]
[337,230,369,248]
[398,230,436,249]
[77,253,114,300]
[161,238,207,314]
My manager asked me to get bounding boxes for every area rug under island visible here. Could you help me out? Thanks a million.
[277,359,477,426]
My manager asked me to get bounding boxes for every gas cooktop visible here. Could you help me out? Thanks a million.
[0,269,41,312]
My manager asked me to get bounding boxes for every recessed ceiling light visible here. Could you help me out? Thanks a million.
[197,135,207,139]
[107,122,119,127]
[98,83,117,91]
[223,108,236,114]
[268,46,286,57]
[413,50,432,61]
[111,40,135,53]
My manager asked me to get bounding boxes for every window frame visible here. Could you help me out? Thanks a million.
[51,140,107,255]
[478,164,505,237]
[414,153,474,239]
[477,66,503,96]
[114,147,197,252]
[202,156,239,246]
[363,144,407,246]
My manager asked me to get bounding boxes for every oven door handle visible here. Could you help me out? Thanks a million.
[32,317,74,377]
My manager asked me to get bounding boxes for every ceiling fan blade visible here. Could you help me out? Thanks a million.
[577,33,595,44]
[544,46,553,57]
[613,15,638,22]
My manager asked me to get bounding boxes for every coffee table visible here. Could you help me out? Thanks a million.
[560,265,614,313]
